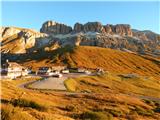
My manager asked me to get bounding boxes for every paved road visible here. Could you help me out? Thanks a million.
[19,73,90,91]
[17,73,160,102]
[31,77,67,90]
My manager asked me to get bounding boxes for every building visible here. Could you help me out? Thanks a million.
[1,60,28,79]
[37,67,52,75]
[52,66,67,71]
[77,67,86,73]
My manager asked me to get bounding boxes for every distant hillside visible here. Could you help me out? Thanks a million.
[3,46,159,78]
[57,46,160,78]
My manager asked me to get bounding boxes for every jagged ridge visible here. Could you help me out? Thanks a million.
[0,20,160,56]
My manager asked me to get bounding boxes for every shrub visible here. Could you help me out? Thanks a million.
[81,111,113,120]
[65,105,76,112]
[109,109,123,117]
[144,99,155,106]
[135,106,154,116]
[154,107,160,113]
[10,98,48,111]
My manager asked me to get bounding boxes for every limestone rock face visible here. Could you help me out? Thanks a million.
[104,24,132,36]
[1,20,160,56]
[40,21,72,34]
[103,24,112,34]
[74,23,84,33]
[83,22,105,33]
[0,27,21,42]
[114,24,132,36]
[0,27,49,54]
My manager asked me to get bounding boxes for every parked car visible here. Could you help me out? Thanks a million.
[52,73,62,78]
[61,69,69,74]
[48,70,59,76]
[85,70,91,75]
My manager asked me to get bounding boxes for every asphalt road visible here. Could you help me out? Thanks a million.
[17,73,160,102]
[19,73,89,91]
[31,77,67,90]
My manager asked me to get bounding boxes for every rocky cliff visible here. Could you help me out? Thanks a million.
[0,27,49,53]
[40,21,133,36]
[1,20,160,56]
[40,21,72,34]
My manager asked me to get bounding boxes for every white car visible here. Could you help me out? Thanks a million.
[48,71,60,76]
[85,70,91,75]
[48,72,55,76]
[61,69,69,74]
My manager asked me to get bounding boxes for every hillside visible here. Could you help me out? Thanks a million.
[4,46,159,79]
[1,75,160,120]
[64,73,160,97]
[56,46,160,78]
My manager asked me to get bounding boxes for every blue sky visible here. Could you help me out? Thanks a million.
[1,1,160,33]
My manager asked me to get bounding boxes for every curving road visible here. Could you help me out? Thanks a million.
[17,73,160,102]
[31,77,67,90]
[18,73,89,91]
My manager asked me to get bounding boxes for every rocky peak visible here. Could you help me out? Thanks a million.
[83,22,105,33]
[40,20,72,34]
[74,23,84,33]
[40,20,133,37]
[104,24,132,36]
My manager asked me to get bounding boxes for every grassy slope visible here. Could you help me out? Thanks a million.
[68,46,160,77]
[64,73,160,98]
[1,77,160,120]
[22,46,160,79]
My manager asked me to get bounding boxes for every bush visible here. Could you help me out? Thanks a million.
[65,105,76,112]
[103,108,123,117]
[135,106,154,116]
[81,111,113,120]
[10,98,48,111]
[144,99,155,106]
[109,109,123,117]
[154,107,160,113]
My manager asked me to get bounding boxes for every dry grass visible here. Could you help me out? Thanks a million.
[1,46,160,119]
[1,75,160,120]
[64,73,160,97]
[64,78,77,92]
[1,104,35,120]
[69,46,160,78]
[20,46,160,79]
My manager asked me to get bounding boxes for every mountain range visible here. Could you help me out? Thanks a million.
[1,20,160,55]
